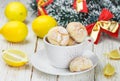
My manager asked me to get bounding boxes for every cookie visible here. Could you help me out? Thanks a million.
[47,26,69,46]
[67,37,76,46]
[66,22,87,43]
[69,56,93,72]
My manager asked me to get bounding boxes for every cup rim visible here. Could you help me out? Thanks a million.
[43,36,90,48]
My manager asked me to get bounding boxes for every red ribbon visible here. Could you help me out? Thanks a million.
[86,8,120,44]
[73,0,88,13]
[36,0,53,15]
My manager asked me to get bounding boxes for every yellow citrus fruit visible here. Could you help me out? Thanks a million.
[109,49,120,60]
[2,49,28,67]
[32,15,57,38]
[0,21,28,42]
[103,63,115,77]
[5,2,27,21]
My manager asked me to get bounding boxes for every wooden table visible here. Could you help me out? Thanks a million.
[0,0,120,81]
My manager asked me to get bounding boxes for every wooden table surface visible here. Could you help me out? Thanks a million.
[0,0,120,81]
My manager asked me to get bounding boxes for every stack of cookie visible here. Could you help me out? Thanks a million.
[47,22,88,46]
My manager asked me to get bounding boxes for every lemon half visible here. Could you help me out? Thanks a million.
[2,49,28,67]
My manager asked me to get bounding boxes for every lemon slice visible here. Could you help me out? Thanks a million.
[103,63,115,77]
[2,49,28,67]
[109,49,120,60]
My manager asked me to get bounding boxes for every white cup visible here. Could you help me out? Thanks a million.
[43,36,93,68]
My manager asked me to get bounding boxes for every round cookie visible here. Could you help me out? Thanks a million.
[66,22,88,43]
[69,56,93,72]
[67,37,76,46]
[47,26,69,46]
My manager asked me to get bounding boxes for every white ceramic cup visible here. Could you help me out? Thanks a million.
[43,36,93,68]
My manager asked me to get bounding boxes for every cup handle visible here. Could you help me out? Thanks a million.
[85,37,94,44]
[83,37,94,51]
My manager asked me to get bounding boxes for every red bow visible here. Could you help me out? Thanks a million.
[36,0,53,15]
[86,8,120,44]
[73,0,88,13]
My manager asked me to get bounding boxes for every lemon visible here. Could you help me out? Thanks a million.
[0,21,28,42]
[32,15,57,38]
[103,63,115,77]
[109,49,120,60]
[5,2,27,21]
[2,49,28,67]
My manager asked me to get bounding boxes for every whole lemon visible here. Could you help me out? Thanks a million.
[0,21,28,42]
[5,2,27,21]
[32,15,57,38]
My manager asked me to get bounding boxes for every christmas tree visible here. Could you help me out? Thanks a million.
[30,0,120,27]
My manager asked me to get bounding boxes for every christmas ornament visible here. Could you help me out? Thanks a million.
[30,0,120,27]
[36,0,53,15]
[73,0,88,13]
[86,8,120,44]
